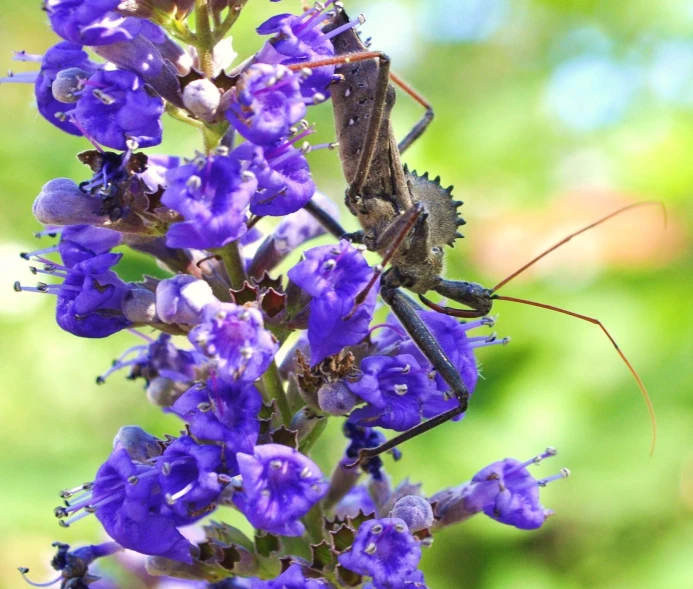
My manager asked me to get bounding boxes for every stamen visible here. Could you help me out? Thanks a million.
[319,14,366,42]
[538,468,570,487]
[166,482,195,504]
[12,50,44,62]
[505,447,558,477]
[17,568,61,587]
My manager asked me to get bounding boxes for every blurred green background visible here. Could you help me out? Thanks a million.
[1,1,692,588]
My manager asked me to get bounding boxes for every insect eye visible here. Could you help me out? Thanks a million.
[431,246,442,255]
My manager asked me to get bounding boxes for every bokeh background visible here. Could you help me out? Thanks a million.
[1,0,692,588]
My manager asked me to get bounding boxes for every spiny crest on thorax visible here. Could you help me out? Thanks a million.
[404,164,465,248]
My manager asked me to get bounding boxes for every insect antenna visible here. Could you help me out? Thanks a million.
[491,200,666,292]
[489,201,666,455]
[344,203,425,320]
[493,294,657,455]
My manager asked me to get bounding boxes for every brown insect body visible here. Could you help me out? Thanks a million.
[326,13,463,294]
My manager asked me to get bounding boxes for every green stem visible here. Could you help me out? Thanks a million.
[213,0,248,42]
[262,361,292,427]
[298,414,327,455]
[213,240,292,426]
[303,502,327,545]
[212,241,246,291]
[165,102,203,129]
[195,0,215,79]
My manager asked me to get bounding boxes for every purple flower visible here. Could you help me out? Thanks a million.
[162,153,256,250]
[171,378,262,469]
[74,69,164,150]
[363,571,429,589]
[225,63,306,146]
[139,154,181,192]
[32,178,107,227]
[347,354,440,432]
[18,541,122,589]
[156,275,216,325]
[157,436,225,525]
[98,332,206,388]
[21,224,122,268]
[234,444,328,536]
[338,518,422,588]
[88,448,194,563]
[374,313,508,420]
[232,140,316,217]
[256,3,364,98]
[37,42,98,134]
[334,484,377,519]
[430,448,569,530]
[252,564,334,589]
[46,0,145,46]
[189,303,278,384]
[288,240,377,365]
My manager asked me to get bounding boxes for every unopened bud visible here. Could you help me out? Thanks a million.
[52,67,90,103]
[317,380,360,416]
[32,178,107,226]
[156,275,215,325]
[390,495,434,532]
[123,287,158,323]
[183,78,221,121]
[146,377,186,407]
[113,426,162,462]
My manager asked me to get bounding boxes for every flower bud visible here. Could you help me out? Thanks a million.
[390,495,434,532]
[183,78,221,121]
[32,178,107,226]
[113,426,162,462]
[317,380,360,416]
[156,275,215,325]
[123,287,158,323]
[146,376,186,407]
[52,67,90,103]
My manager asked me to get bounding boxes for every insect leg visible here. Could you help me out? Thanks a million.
[345,285,469,466]
[390,71,434,155]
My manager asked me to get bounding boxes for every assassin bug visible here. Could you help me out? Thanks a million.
[288,4,658,464]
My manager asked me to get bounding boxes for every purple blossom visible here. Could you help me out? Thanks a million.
[430,448,569,530]
[256,3,364,98]
[139,154,181,192]
[46,0,145,46]
[157,436,225,525]
[225,63,306,146]
[234,444,328,536]
[232,140,316,217]
[338,518,422,588]
[90,448,194,563]
[189,303,278,384]
[347,354,440,432]
[156,275,216,325]
[162,153,256,250]
[54,252,130,337]
[171,378,262,470]
[374,313,507,420]
[74,69,164,150]
[18,541,122,589]
[26,42,100,135]
[98,332,206,388]
[287,240,377,365]
[21,224,122,268]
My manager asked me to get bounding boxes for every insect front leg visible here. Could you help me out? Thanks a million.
[302,199,365,243]
[418,279,495,318]
[346,284,469,466]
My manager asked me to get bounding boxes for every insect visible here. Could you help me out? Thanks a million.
[289,5,658,465]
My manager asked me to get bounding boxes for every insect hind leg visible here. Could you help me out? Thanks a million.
[345,285,470,467]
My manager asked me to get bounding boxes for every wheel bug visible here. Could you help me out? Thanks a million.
[288,4,659,465]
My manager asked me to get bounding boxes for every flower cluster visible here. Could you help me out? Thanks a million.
[7,1,570,588]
